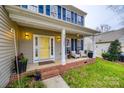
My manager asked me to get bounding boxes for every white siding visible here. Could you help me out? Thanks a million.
[96,43,110,57]
[119,37,124,52]
[0,6,15,87]
[84,37,93,51]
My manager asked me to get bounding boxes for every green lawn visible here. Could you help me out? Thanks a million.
[62,58,124,88]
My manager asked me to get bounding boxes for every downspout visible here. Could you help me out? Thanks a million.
[12,28,21,87]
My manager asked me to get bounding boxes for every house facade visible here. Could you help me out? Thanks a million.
[0,5,97,87]
[95,29,124,57]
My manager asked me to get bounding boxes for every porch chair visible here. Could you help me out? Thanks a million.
[79,50,87,57]
[71,51,80,58]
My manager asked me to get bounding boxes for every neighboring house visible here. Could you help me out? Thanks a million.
[95,29,124,57]
[0,5,98,87]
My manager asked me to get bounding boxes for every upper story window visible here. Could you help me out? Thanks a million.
[46,5,50,16]
[38,5,44,14]
[19,5,84,27]
[66,10,71,22]
[51,5,58,18]
[21,5,28,9]
[62,8,66,21]
[75,13,77,24]
[28,5,38,12]
[58,6,61,19]
[77,15,82,25]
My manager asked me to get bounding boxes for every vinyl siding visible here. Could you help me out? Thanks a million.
[0,6,15,87]
[18,26,82,63]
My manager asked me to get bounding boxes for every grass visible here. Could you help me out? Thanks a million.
[62,58,124,88]
[7,76,46,88]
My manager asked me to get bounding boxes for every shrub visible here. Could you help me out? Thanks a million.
[102,52,110,60]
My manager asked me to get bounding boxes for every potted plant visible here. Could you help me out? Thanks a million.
[21,57,28,72]
[15,53,28,74]
[88,50,93,58]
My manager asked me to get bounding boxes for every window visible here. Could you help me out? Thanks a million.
[62,8,66,21]
[66,10,71,22]
[21,5,28,9]
[51,5,57,18]
[35,37,38,46]
[71,11,74,23]
[38,5,44,14]
[35,49,38,57]
[58,6,61,19]
[28,5,38,12]
[75,13,77,24]
[46,5,50,16]
[77,15,82,25]
[81,16,84,26]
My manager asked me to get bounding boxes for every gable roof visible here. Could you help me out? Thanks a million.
[95,28,124,43]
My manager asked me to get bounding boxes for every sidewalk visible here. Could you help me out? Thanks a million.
[42,75,70,88]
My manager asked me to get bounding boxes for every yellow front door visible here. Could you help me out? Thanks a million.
[39,37,50,59]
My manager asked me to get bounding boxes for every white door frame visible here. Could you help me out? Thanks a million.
[33,34,55,63]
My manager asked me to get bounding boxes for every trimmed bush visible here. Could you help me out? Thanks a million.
[102,52,110,60]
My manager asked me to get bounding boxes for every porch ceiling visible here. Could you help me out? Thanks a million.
[5,5,98,36]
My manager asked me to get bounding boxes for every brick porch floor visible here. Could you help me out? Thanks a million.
[27,58,89,71]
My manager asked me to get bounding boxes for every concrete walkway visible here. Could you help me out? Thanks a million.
[42,75,70,88]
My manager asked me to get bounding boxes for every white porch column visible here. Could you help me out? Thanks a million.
[92,35,96,58]
[61,29,66,65]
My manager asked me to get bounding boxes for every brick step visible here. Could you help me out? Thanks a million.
[41,69,59,80]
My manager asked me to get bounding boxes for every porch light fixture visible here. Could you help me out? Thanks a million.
[56,36,61,42]
[77,34,80,37]
[10,28,15,32]
[25,32,31,40]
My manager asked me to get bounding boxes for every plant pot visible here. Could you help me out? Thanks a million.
[88,52,93,58]
[23,62,27,72]
[18,61,23,74]
[34,71,41,81]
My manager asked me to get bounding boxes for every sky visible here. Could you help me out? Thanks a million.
[74,5,124,30]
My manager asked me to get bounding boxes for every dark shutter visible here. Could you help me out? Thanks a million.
[75,13,77,24]
[39,5,44,14]
[46,5,50,16]
[58,6,61,19]
[81,40,84,50]
[71,39,74,51]
[75,39,77,51]
[62,8,66,21]
[81,16,84,26]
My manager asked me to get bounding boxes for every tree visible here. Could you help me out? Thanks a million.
[108,5,124,25]
[108,40,121,61]
[103,40,121,61]
[96,24,111,32]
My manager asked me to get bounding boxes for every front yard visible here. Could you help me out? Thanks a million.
[62,58,124,88]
